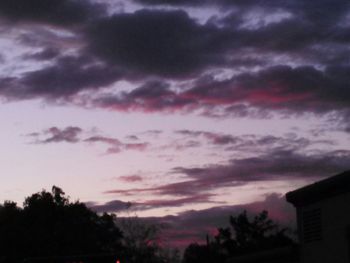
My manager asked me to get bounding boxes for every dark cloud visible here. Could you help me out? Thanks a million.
[0,0,105,26]
[86,9,229,77]
[133,0,203,6]
[170,193,295,247]
[125,193,296,249]
[215,65,350,113]
[170,193,295,233]
[84,135,148,154]
[134,0,350,52]
[118,175,143,182]
[125,135,139,141]
[105,178,241,197]
[26,48,60,61]
[218,11,349,56]
[175,130,204,137]
[93,80,195,112]
[185,66,318,109]
[90,193,296,248]
[31,126,83,144]
[29,128,149,152]
[122,0,350,74]
[185,65,350,114]
[87,200,131,213]
[124,142,149,151]
[175,130,331,153]
[105,149,350,197]
[172,140,202,151]
[134,0,350,21]
[0,0,348,120]
[142,130,163,135]
[137,194,219,209]
[90,194,218,213]
[84,136,121,145]
[176,150,350,183]
[91,65,350,117]
[0,56,122,100]
[175,130,240,145]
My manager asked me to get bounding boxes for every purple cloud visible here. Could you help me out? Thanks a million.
[107,193,296,249]
[86,10,229,78]
[84,135,148,154]
[89,194,219,213]
[105,149,350,197]
[0,0,105,26]
[173,130,334,154]
[0,1,348,121]
[118,175,144,182]
[90,65,350,118]
[87,200,131,213]
[0,56,122,100]
[31,126,83,144]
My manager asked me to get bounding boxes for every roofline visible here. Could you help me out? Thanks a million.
[286,170,350,207]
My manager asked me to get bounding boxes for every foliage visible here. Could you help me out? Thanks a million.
[182,243,210,263]
[226,210,293,253]
[0,186,123,262]
[0,186,183,263]
[0,187,295,263]
[182,210,295,263]
[118,215,180,263]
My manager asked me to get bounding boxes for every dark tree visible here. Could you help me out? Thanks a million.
[228,210,294,253]
[0,201,23,262]
[182,243,211,263]
[0,186,123,262]
[118,216,176,263]
[182,210,294,263]
[214,227,237,255]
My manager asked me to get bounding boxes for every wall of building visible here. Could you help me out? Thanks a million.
[297,192,350,263]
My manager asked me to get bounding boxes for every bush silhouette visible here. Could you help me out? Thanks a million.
[0,186,122,262]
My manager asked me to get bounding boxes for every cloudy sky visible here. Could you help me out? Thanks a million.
[1,0,350,248]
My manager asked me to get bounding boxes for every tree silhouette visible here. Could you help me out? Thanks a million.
[117,211,180,263]
[182,210,295,263]
[228,210,293,253]
[118,216,161,263]
[182,243,211,263]
[0,186,123,262]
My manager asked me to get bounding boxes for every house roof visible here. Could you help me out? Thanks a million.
[286,170,350,207]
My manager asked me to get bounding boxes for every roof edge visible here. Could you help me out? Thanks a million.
[286,170,350,207]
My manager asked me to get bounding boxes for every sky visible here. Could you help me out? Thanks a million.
[0,0,350,248]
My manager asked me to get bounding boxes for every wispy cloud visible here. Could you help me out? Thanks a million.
[88,193,219,213]
[105,149,350,197]
[89,193,296,248]
[118,175,144,182]
[29,126,83,144]
[84,135,148,154]
[28,127,149,154]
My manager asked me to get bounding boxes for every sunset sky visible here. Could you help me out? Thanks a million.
[1,0,350,247]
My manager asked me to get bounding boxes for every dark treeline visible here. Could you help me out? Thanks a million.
[0,186,179,263]
[183,210,296,263]
[0,186,123,262]
[0,187,294,263]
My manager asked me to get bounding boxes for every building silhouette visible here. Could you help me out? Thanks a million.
[287,170,350,263]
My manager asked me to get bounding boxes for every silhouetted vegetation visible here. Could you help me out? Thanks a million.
[0,186,123,262]
[182,210,295,263]
[118,216,180,263]
[0,186,180,263]
[0,187,294,263]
